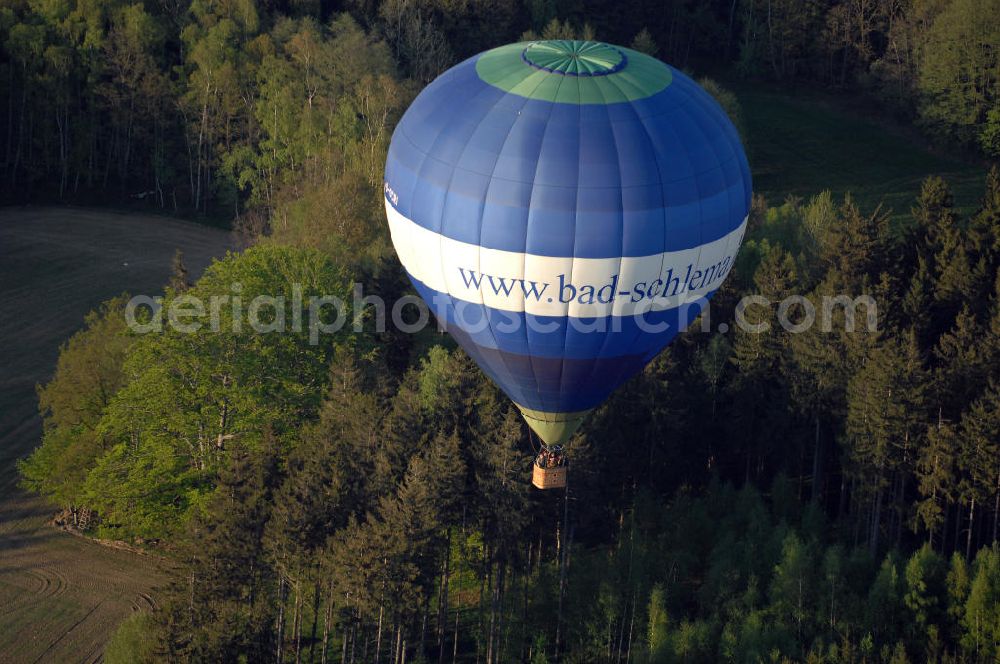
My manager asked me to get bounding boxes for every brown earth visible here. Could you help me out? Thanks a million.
[0,207,230,663]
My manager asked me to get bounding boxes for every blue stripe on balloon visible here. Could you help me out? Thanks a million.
[384,53,751,259]
[447,324,652,413]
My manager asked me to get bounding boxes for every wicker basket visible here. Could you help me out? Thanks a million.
[532,463,568,490]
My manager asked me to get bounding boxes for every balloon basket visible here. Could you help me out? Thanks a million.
[532,462,567,490]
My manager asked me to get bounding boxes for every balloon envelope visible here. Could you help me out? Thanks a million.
[385,40,751,443]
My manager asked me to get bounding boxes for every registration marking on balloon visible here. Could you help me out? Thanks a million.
[385,197,746,319]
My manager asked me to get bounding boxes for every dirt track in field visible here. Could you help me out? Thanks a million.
[0,207,230,663]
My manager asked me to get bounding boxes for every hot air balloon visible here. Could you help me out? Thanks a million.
[384,40,751,487]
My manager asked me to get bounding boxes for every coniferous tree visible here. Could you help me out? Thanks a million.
[769,532,816,649]
[954,384,1000,558]
[729,245,797,480]
[933,305,994,423]
[820,197,890,288]
[915,419,958,546]
[960,546,1000,659]
[158,429,281,661]
[903,544,947,652]
[902,254,935,350]
[946,552,972,642]
[912,176,959,261]
[867,553,908,651]
[846,331,927,553]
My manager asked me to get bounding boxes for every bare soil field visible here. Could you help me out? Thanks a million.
[0,207,230,663]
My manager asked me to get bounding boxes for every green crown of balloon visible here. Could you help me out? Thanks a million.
[476,40,672,104]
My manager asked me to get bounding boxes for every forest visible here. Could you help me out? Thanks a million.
[7,0,1000,662]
